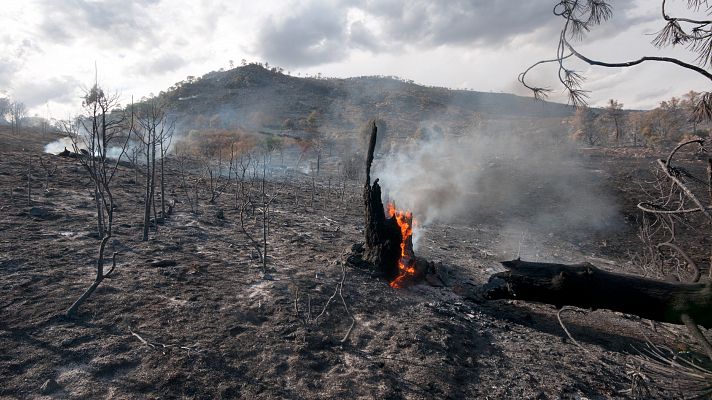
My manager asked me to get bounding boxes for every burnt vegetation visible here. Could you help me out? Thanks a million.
[4,1,712,399]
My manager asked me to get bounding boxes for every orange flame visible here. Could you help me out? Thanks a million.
[387,202,416,288]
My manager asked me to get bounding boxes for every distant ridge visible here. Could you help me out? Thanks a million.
[155,63,574,138]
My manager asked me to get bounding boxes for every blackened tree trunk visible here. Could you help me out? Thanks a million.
[362,121,401,279]
[150,136,157,230]
[142,134,151,241]
[160,140,166,217]
[484,259,712,329]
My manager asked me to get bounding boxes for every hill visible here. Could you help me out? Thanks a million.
[156,64,575,143]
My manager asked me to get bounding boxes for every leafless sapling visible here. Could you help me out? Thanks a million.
[238,156,276,276]
[205,150,230,204]
[26,154,32,206]
[65,84,133,317]
[177,151,198,214]
[37,155,58,191]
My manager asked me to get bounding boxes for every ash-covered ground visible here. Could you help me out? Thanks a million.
[0,127,702,399]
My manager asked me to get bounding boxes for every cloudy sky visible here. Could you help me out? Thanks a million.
[0,0,709,118]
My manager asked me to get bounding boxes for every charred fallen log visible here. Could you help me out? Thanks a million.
[58,147,78,158]
[362,121,401,279]
[484,259,712,329]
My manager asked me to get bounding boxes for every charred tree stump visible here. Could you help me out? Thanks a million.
[362,121,401,279]
[484,259,712,329]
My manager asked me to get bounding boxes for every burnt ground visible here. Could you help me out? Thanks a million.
[0,127,708,399]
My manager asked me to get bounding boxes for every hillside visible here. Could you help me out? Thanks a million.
[157,64,575,142]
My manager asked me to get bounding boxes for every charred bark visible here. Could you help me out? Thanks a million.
[484,259,712,329]
[362,121,401,279]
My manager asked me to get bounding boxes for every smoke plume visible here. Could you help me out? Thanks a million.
[374,119,620,249]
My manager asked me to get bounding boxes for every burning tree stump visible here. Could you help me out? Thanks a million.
[355,120,444,287]
[362,121,402,280]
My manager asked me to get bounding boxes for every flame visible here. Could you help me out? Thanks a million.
[387,202,416,288]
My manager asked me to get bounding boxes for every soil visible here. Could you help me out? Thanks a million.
[0,127,707,399]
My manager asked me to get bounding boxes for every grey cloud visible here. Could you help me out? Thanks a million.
[364,0,555,47]
[13,76,82,108]
[15,39,42,58]
[134,53,186,75]
[348,20,384,52]
[0,57,21,89]
[0,37,42,90]
[364,0,647,49]
[255,0,648,68]
[255,3,350,68]
[633,87,672,103]
[37,0,162,49]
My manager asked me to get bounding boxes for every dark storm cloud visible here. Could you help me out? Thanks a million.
[13,76,81,108]
[37,0,162,48]
[255,0,647,68]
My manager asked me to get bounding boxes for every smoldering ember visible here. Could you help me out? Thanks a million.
[3,1,712,399]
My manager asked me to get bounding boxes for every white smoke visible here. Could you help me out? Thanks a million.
[43,137,74,154]
[44,135,155,163]
[374,122,620,250]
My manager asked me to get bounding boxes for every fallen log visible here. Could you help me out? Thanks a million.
[484,259,712,329]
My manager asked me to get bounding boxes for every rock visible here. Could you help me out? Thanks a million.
[425,273,445,287]
[149,259,177,268]
[29,207,50,219]
[40,378,60,394]
[350,242,364,254]
[228,325,245,336]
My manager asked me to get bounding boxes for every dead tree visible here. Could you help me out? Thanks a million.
[135,99,173,240]
[362,121,401,279]
[238,193,274,275]
[177,151,198,214]
[26,155,32,206]
[65,85,133,317]
[520,1,712,114]
[158,120,174,217]
[234,151,252,209]
[127,144,142,184]
[37,155,57,191]
[636,139,712,282]
[516,3,712,386]
[206,151,230,204]
[9,101,26,135]
[238,154,275,276]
